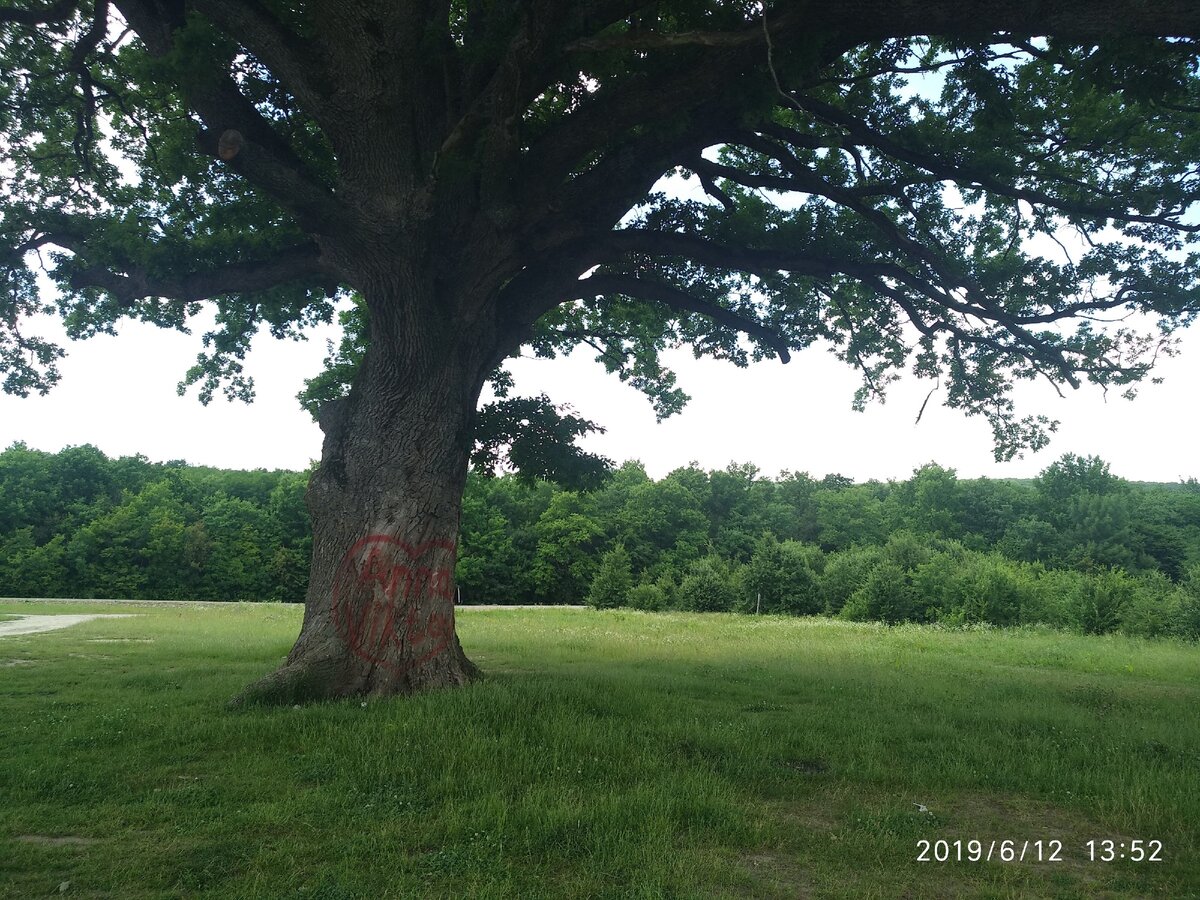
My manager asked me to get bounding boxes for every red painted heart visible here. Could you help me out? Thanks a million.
[330,535,456,673]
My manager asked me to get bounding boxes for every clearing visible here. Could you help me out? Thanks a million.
[0,600,1196,898]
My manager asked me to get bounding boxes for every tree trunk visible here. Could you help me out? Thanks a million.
[232,273,497,705]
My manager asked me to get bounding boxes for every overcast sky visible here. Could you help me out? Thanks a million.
[1,304,1196,484]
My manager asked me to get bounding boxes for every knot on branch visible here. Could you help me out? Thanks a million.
[218,129,244,161]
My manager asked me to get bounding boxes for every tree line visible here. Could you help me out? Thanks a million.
[0,443,311,604]
[2,442,1198,639]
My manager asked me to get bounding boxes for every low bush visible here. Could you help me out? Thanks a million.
[740,536,823,615]
[586,545,632,609]
[840,560,918,624]
[820,546,884,615]
[1072,568,1136,635]
[627,581,668,611]
[678,556,739,612]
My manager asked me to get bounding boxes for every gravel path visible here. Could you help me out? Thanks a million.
[459,604,585,610]
[2,598,585,611]
[0,614,136,637]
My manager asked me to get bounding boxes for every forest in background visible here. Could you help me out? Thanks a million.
[2,442,1198,640]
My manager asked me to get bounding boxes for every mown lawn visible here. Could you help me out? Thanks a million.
[0,601,1197,899]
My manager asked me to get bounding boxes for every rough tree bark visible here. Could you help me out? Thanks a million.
[233,265,503,705]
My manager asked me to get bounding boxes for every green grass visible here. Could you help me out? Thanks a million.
[0,602,1197,899]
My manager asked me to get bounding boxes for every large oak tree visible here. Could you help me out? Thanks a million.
[3,1,1200,702]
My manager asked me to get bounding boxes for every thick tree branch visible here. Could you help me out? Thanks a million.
[698,144,980,295]
[517,0,1200,273]
[589,228,1161,337]
[0,0,75,25]
[525,0,1200,209]
[579,272,791,362]
[114,0,342,233]
[591,228,893,282]
[191,0,331,126]
[67,243,333,306]
[193,124,338,230]
[691,154,736,214]
[515,62,829,261]
[815,0,1200,39]
[565,27,763,53]
[65,0,108,171]
[590,227,971,320]
[515,7,849,221]
[498,221,1149,358]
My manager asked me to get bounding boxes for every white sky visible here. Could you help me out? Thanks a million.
[1,306,1197,483]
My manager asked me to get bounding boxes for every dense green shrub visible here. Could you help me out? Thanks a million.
[1022,567,1085,628]
[820,546,884,614]
[881,530,936,572]
[740,536,823,615]
[627,581,668,611]
[678,556,738,612]
[910,547,1044,626]
[1171,567,1200,640]
[587,545,632,609]
[840,561,917,623]
[1117,572,1178,638]
[0,529,67,598]
[1072,569,1136,635]
[951,554,1027,626]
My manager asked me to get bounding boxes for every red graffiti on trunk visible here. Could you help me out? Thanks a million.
[331,535,455,673]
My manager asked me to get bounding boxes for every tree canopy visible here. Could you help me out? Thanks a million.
[3,2,1200,458]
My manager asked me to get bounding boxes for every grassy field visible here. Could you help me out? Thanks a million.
[0,601,1197,899]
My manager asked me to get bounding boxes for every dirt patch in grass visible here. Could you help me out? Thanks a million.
[740,851,818,898]
[780,757,829,776]
[933,792,1135,843]
[0,658,33,666]
[16,835,99,848]
[0,613,137,637]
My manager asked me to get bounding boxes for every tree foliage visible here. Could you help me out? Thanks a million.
[3,3,1200,464]
[586,544,632,609]
[0,442,309,600]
